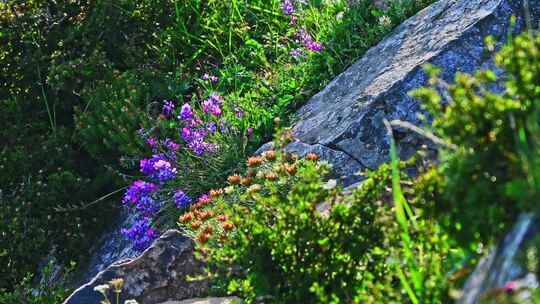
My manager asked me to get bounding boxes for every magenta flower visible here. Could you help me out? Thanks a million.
[504,281,518,293]
[146,137,158,148]
[182,127,192,141]
[290,15,297,25]
[211,105,222,117]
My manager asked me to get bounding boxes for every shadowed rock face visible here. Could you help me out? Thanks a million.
[63,230,207,304]
[289,0,540,186]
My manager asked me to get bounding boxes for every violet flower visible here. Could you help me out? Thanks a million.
[162,100,175,116]
[174,190,192,209]
[282,0,295,15]
[179,103,193,120]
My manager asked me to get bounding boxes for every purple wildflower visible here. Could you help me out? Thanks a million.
[307,41,324,51]
[123,180,158,205]
[206,122,217,133]
[188,139,216,155]
[137,128,147,138]
[179,103,193,120]
[202,74,219,83]
[211,105,222,117]
[121,217,158,251]
[164,138,180,151]
[290,48,303,59]
[174,190,192,209]
[181,127,192,141]
[282,0,295,15]
[153,159,177,182]
[290,15,297,25]
[247,127,254,136]
[236,110,244,119]
[146,137,158,148]
[162,100,175,116]
[140,155,177,182]
[202,99,213,114]
[297,28,324,52]
[135,196,163,215]
[202,94,223,117]
[210,93,224,104]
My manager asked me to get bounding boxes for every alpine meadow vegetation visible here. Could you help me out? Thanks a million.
[2,0,540,303]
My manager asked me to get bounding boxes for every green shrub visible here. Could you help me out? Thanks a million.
[74,69,188,161]
[411,29,540,245]
[0,127,117,289]
[0,261,74,304]
[176,128,453,303]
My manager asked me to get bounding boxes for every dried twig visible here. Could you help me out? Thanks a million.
[384,119,458,151]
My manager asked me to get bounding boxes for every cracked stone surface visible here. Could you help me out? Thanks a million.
[286,0,540,186]
[63,230,207,304]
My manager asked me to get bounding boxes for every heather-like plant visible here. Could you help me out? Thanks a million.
[119,91,250,250]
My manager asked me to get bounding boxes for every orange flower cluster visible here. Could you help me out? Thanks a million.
[228,174,241,184]
[210,188,224,198]
[247,156,263,167]
[262,150,276,161]
[180,148,322,246]
[305,152,320,161]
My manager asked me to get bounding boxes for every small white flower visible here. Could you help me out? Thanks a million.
[93,284,110,294]
[124,300,139,304]
[378,15,392,27]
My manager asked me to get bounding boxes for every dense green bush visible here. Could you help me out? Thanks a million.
[176,129,453,303]
[0,261,73,304]
[0,126,116,289]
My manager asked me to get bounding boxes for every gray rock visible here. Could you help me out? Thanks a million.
[63,230,207,304]
[459,213,540,303]
[287,0,540,185]
[285,141,364,185]
[76,210,139,285]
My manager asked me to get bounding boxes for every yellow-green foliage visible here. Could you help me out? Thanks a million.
[412,30,540,245]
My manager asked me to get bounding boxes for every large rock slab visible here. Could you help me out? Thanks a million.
[63,230,207,304]
[290,0,540,185]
